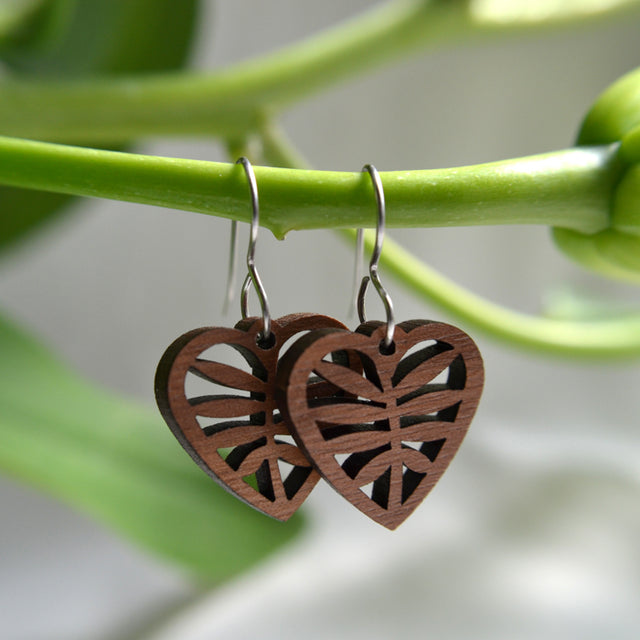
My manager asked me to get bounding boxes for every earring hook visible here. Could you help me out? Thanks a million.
[236,157,272,340]
[357,164,395,348]
[347,228,364,319]
[222,219,239,316]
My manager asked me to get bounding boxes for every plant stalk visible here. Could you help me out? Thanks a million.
[0,135,619,238]
[1,0,639,143]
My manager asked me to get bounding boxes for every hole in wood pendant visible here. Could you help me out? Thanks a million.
[276,320,484,529]
[154,313,354,521]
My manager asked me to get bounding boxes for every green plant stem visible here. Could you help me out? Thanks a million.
[0,135,620,238]
[1,0,639,142]
[0,1,456,139]
[259,121,640,358]
[0,1,466,141]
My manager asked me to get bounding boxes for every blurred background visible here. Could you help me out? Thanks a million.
[1,1,639,638]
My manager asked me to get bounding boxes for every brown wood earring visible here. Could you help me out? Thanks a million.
[154,157,358,520]
[276,319,483,529]
[155,312,354,521]
[275,165,484,529]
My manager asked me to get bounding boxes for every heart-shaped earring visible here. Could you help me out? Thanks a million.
[156,312,352,521]
[155,158,352,521]
[276,165,484,529]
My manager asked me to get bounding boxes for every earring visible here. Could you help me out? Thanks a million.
[154,157,352,521]
[276,165,484,530]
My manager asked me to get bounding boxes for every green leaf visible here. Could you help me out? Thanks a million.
[472,0,640,28]
[0,0,49,49]
[0,309,304,581]
[612,160,640,234]
[578,66,640,146]
[552,227,640,283]
[0,188,75,254]
[0,0,200,254]
[0,0,199,75]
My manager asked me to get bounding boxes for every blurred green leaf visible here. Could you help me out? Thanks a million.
[0,0,48,48]
[0,309,304,581]
[0,188,74,254]
[552,227,640,283]
[1,0,199,75]
[553,66,640,280]
[0,0,200,254]
[470,0,640,27]
[578,66,640,146]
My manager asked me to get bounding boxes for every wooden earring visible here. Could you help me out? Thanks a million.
[154,158,353,521]
[276,319,483,529]
[276,165,484,529]
[155,312,352,521]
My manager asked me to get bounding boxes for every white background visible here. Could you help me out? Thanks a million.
[1,2,639,639]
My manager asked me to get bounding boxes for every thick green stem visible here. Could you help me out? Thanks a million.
[0,136,619,238]
[1,0,639,142]
[259,120,640,359]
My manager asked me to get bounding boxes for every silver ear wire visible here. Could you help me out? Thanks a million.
[236,157,272,340]
[357,164,395,348]
[222,219,239,316]
[348,228,364,319]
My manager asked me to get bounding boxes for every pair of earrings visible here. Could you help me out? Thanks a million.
[155,159,484,530]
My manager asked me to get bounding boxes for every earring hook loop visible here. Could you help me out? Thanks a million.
[357,164,395,348]
[236,157,272,340]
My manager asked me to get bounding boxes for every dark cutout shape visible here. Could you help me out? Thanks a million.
[256,332,277,350]
[224,437,267,471]
[371,466,392,509]
[342,444,392,480]
[402,465,426,504]
[254,459,275,502]
[378,340,396,356]
[283,465,313,501]
[421,438,446,462]
[396,383,453,407]
[201,417,253,436]
[399,402,460,428]
[319,420,391,442]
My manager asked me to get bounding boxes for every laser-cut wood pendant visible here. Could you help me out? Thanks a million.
[155,313,354,521]
[276,319,484,530]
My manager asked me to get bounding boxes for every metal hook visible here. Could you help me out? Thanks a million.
[222,219,238,316]
[236,157,272,340]
[357,164,395,348]
[347,228,364,319]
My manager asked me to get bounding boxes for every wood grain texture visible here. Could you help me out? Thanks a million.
[155,313,350,521]
[276,320,484,530]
